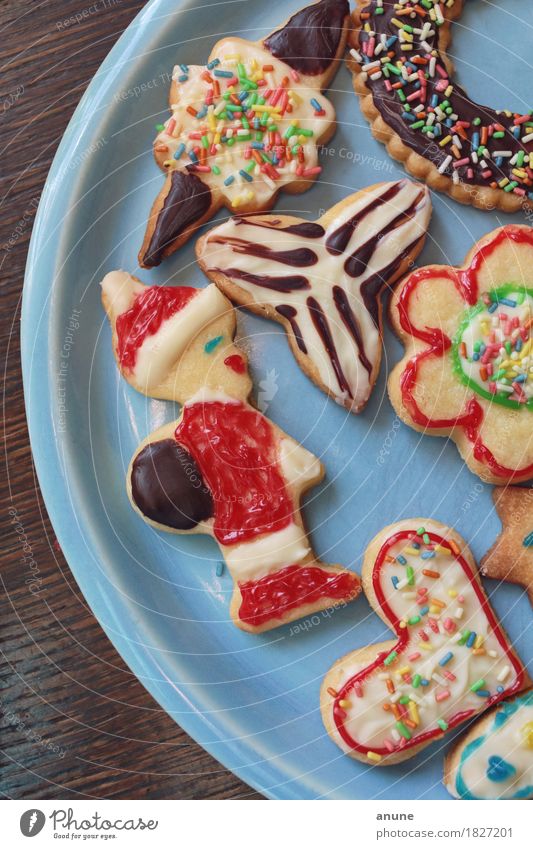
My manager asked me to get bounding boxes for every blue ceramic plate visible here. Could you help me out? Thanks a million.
[22,0,533,799]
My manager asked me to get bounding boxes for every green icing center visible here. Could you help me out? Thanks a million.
[451,285,533,411]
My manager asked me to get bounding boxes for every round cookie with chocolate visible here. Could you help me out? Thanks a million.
[348,1,533,212]
[139,0,351,267]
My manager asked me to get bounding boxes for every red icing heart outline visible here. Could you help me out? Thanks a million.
[333,529,525,756]
[397,225,533,480]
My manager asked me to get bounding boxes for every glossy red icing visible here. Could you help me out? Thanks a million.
[238,564,359,627]
[175,400,293,545]
[116,285,197,370]
[224,354,247,374]
[332,529,525,755]
[397,226,533,479]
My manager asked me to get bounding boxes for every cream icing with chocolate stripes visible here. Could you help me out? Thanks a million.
[198,179,431,412]
[445,690,533,800]
[101,271,252,403]
[101,272,360,632]
[321,519,526,763]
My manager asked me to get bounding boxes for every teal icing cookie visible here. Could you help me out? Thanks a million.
[453,691,533,800]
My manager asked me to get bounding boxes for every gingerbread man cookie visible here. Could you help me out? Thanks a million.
[321,519,528,764]
[197,179,431,413]
[348,1,533,213]
[480,487,533,607]
[139,0,350,267]
[388,225,533,484]
[445,689,533,800]
[101,271,361,632]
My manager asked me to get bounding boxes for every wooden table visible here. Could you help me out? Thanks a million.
[1,0,259,800]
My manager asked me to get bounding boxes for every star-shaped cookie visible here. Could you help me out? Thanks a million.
[481,487,533,607]
[139,0,350,267]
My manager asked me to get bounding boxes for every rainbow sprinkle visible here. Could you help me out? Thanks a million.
[356,1,533,200]
[454,286,533,409]
[158,48,327,206]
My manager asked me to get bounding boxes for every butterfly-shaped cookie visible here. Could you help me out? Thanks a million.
[197,179,431,412]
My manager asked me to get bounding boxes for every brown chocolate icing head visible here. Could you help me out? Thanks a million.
[131,439,213,530]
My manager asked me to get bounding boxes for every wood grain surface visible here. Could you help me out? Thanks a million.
[0,0,260,800]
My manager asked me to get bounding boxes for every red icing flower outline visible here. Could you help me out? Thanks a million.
[395,225,533,481]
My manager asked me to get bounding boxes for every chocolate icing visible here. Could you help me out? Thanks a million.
[214,267,311,292]
[332,286,372,376]
[264,0,349,76]
[276,304,308,353]
[361,235,424,326]
[281,222,326,238]
[307,295,352,398]
[143,172,211,267]
[208,235,318,266]
[131,439,213,530]
[357,1,533,191]
[343,193,424,278]
[326,182,402,255]
[235,216,325,239]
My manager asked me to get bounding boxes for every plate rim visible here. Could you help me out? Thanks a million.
[20,0,315,800]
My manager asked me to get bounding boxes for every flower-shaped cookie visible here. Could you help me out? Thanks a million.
[388,225,533,484]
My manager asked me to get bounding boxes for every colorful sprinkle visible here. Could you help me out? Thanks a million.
[204,335,223,353]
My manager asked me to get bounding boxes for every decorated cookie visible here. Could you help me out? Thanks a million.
[388,225,533,484]
[321,519,528,765]
[348,1,533,212]
[445,689,533,799]
[197,179,431,412]
[480,487,533,606]
[101,271,361,632]
[138,0,350,267]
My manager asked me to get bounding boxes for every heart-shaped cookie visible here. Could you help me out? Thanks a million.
[321,519,528,764]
